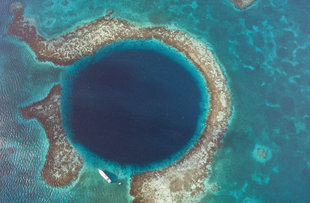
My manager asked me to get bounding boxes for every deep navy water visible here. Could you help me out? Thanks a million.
[1,0,310,202]
[63,47,204,164]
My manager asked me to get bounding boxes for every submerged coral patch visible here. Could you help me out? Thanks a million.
[252,144,272,164]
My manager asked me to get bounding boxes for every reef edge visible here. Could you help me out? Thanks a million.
[19,85,83,187]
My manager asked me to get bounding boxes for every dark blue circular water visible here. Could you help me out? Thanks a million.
[63,45,205,165]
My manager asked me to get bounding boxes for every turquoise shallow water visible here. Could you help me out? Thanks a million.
[0,0,310,202]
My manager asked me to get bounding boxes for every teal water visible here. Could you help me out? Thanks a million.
[0,0,310,202]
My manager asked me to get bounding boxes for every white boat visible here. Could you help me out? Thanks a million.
[98,169,112,183]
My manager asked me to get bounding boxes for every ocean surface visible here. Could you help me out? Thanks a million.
[0,0,310,202]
